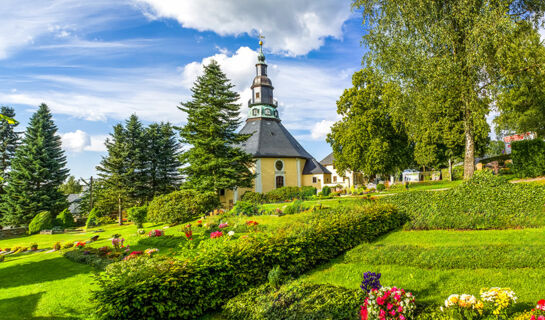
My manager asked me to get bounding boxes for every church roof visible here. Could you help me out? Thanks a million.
[239,118,314,159]
[302,158,331,175]
[320,152,334,166]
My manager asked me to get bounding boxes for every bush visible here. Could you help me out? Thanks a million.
[321,186,331,196]
[147,189,219,224]
[511,139,545,178]
[283,199,308,215]
[55,209,74,228]
[222,282,362,320]
[266,186,301,203]
[92,204,405,319]
[376,183,385,192]
[229,201,260,216]
[384,170,545,230]
[241,191,266,204]
[127,206,147,228]
[28,211,53,234]
[86,208,99,229]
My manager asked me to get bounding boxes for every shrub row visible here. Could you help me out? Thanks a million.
[511,139,545,178]
[147,189,219,224]
[92,203,405,319]
[222,282,362,320]
[383,170,545,230]
[241,186,317,204]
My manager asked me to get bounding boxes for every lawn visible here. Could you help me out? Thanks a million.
[300,228,545,312]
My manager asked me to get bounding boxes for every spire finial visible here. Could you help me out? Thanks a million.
[257,33,266,63]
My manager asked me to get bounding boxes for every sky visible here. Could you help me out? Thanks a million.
[0,0,364,179]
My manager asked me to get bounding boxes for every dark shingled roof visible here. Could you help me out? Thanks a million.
[320,152,334,166]
[239,118,314,159]
[302,158,331,174]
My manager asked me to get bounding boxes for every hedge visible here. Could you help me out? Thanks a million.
[222,282,362,320]
[242,186,317,204]
[511,139,545,178]
[92,203,405,319]
[383,170,545,230]
[147,189,219,224]
[28,211,53,234]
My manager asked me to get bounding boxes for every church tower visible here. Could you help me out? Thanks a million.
[247,40,279,120]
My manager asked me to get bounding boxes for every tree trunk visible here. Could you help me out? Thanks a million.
[118,194,123,226]
[448,158,453,181]
[463,119,475,179]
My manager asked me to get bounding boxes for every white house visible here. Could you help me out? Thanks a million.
[319,152,364,189]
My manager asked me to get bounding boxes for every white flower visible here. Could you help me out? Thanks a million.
[228,231,235,237]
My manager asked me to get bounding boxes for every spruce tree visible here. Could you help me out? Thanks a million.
[179,60,254,197]
[123,115,148,203]
[146,122,181,198]
[1,104,69,226]
[0,106,20,195]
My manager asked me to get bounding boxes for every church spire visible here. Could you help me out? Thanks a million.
[247,35,279,120]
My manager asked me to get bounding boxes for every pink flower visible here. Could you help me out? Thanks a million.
[398,306,403,313]
[210,231,223,239]
[379,309,386,317]
[387,303,393,310]
[390,310,396,316]
[399,316,405,320]
[538,316,545,320]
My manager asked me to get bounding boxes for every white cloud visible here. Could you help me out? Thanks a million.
[311,120,336,140]
[135,0,353,56]
[61,130,107,152]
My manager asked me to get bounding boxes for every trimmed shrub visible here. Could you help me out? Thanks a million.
[511,139,545,178]
[376,183,385,192]
[127,206,147,228]
[229,201,259,216]
[321,185,331,196]
[28,211,53,234]
[147,189,219,225]
[86,208,99,229]
[222,282,362,320]
[241,191,266,204]
[384,170,545,230]
[55,209,74,228]
[283,199,307,215]
[92,204,405,319]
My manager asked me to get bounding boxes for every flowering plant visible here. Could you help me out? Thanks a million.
[210,231,223,239]
[182,224,193,240]
[148,229,164,237]
[144,248,159,256]
[196,220,203,227]
[124,251,143,260]
[246,220,259,227]
[137,229,145,235]
[362,286,416,320]
[515,300,545,320]
[441,294,484,319]
[75,241,86,249]
[112,237,125,249]
[218,223,229,229]
[228,231,235,237]
[361,271,382,294]
[480,287,517,317]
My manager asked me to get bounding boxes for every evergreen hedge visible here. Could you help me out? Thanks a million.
[511,139,545,178]
[92,204,405,319]
[241,186,317,204]
[28,211,53,234]
[147,189,219,224]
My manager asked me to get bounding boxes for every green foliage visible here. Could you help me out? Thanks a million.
[327,68,413,177]
[267,266,285,289]
[92,204,405,319]
[147,189,219,224]
[242,186,317,204]
[240,191,266,204]
[384,170,545,230]
[440,166,464,181]
[376,183,385,192]
[63,249,113,270]
[222,282,362,320]
[511,139,545,178]
[321,185,331,196]
[127,206,147,228]
[1,104,68,226]
[28,211,53,234]
[283,199,308,215]
[59,176,82,195]
[55,209,74,228]
[229,201,259,216]
[179,60,255,194]
[0,106,19,197]
[86,208,99,229]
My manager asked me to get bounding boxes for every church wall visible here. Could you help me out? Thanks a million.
[259,157,301,193]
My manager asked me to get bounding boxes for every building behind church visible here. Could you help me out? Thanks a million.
[220,44,331,208]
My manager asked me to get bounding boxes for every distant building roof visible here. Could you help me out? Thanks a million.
[302,158,331,175]
[320,152,334,166]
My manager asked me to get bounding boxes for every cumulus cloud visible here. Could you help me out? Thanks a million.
[61,130,107,152]
[311,120,336,140]
[135,0,352,56]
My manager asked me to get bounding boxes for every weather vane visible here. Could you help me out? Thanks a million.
[259,32,265,51]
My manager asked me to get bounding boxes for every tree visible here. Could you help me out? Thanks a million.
[179,60,254,197]
[1,104,69,226]
[59,176,82,195]
[0,106,20,194]
[353,0,545,178]
[327,68,413,177]
[146,123,181,198]
[123,115,148,203]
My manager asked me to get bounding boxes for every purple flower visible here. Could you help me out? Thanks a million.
[361,271,382,294]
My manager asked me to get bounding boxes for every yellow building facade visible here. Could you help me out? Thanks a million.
[220,45,330,208]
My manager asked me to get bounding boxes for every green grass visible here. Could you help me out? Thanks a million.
[301,228,545,310]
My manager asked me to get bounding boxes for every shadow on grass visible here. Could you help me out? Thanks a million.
[0,292,83,319]
[0,256,91,290]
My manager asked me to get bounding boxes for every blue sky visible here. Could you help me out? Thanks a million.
[1,0,366,178]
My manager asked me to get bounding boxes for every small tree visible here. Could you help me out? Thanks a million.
[127,206,147,228]
[147,190,219,225]
[59,176,82,195]
[55,208,74,228]
[28,211,53,234]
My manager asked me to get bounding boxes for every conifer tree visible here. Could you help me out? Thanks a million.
[123,115,148,203]
[146,122,181,198]
[0,106,20,195]
[179,60,254,197]
[1,104,69,226]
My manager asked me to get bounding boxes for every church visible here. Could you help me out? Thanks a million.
[220,42,331,208]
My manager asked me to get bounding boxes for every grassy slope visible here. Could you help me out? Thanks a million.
[301,228,545,311]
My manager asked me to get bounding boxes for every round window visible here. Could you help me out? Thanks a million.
[275,160,283,171]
